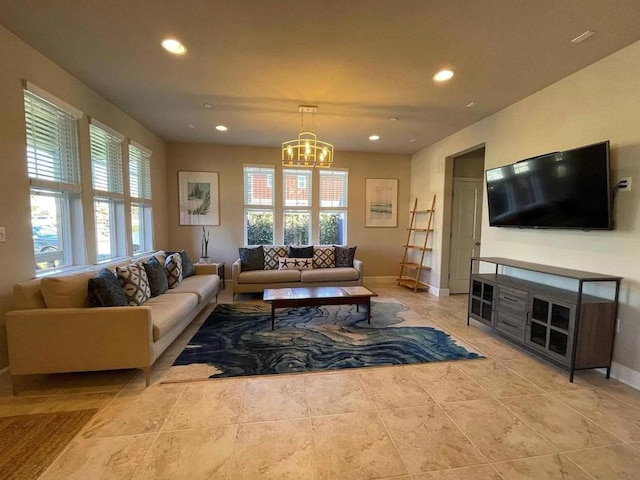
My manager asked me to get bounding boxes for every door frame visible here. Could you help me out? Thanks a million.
[439,143,486,294]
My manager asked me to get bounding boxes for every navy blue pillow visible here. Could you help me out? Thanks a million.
[88,268,127,307]
[143,256,169,297]
[239,246,264,271]
[288,245,313,258]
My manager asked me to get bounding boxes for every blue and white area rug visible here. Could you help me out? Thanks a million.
[163,299,482,382]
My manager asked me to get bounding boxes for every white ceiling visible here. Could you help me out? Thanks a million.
[2,0,640,155]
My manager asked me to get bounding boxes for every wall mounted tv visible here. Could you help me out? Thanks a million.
[486,141,612,230]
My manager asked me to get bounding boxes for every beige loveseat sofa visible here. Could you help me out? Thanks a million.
[5,251,220,389]
[232,245,363,298]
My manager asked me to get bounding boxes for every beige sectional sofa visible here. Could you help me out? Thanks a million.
[5,251,221,389]
[232,245,363,298]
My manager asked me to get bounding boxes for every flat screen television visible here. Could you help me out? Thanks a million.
[486,141,612,230]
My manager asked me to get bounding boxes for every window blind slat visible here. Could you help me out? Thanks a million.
[128,144,152,200]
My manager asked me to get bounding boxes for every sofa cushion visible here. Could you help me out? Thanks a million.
[88,268,128,307]
[263,246,288,270]
[313,246,335,269]
[288,245,313,258]
[165,252,183,288]
[165,274,219,302]
[166,250,195,278]
[335,246,357,267]
[278,257,313,270]
[145,293,199,340]
[238,269,300,284]
[143,256,169,297]
[300,267,360,283]
[41,270,97,308]
[116,263,151,306]
[239,246,264,271]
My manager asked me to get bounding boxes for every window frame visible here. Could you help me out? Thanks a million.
[319,169,349,245]
[128,142,153,254]
[243,165,275,245]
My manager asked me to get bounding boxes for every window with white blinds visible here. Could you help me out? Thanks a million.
[90,122,124,197]
[129,143,152,201]
[24,90,80,192]
[244,166,274,206]
[24,86,82,272]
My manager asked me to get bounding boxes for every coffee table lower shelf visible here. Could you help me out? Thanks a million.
[263,286,378,331]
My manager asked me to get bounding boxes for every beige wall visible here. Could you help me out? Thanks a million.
[411,40,640,381]
[166,143,411,277]
[0,26,168,369]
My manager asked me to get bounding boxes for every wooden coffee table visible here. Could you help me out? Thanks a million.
[263,286,378,330]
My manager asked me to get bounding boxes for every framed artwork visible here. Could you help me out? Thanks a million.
[365,178,398,227]
[178,171,220,225]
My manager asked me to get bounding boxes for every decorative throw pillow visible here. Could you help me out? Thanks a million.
[88,268,128,307]
[278,257,313,270]
[166,250,195,278]
[288,245,313,258]
[335,245,357,267]
[143,256,168,297]
[263,246,288,270]
[239,246,264,272]
[313,246,335,269]
[165,252,183,288]
[116,263,151,306]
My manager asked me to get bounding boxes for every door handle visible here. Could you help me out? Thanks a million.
[475,242,481,246]
[526,311,531,326]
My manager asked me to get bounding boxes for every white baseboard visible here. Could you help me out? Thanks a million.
[429,286,450,297]
[598,362,640,390]
[0,366,9,376]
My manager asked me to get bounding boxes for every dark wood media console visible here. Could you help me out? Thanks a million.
[467,257,622,381]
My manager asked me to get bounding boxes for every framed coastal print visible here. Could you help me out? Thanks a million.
[365,178,398,227]
[178,171,220,225]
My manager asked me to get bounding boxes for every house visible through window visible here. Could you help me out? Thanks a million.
[319,169,348,244]
[24,84,82,272]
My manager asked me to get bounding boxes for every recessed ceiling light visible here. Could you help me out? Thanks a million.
[369,135,380,141]
[466,101,478,108]
[571,30,596,44]
[161,38,187,55]
[215,125,228,131]
[433,69,454,82]
[390,117,399,122]
[187,124,195,129]
[203,103,213,109]
[409,139,416,143]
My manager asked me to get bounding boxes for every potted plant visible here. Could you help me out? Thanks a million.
[199,226,210,263]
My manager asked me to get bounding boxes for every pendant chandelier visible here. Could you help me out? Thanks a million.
[282,105,334,168]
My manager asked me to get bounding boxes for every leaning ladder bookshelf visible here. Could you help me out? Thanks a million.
[397,195,436,292]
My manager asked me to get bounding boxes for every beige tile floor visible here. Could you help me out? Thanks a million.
[2,278,640,479]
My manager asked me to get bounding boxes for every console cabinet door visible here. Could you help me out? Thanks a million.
[469,278,495,327]
[525,295,575,365]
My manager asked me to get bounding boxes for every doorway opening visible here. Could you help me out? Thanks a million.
[442,146,486,294]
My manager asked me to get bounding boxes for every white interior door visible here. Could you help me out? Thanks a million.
[448,178,483,294]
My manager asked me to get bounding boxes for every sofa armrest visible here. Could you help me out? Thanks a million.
[194,263,218,275]
[5,307,154,375]
[353,259,364,284]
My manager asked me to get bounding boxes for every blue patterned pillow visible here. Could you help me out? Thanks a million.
[239,246,264,272]
[116,263,151,306]
[88,268,127,307]
[143,256,168,297]
[335,246,357,267]
[165,252,183,288]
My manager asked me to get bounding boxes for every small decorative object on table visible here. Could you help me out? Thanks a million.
[199,226,211,263]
